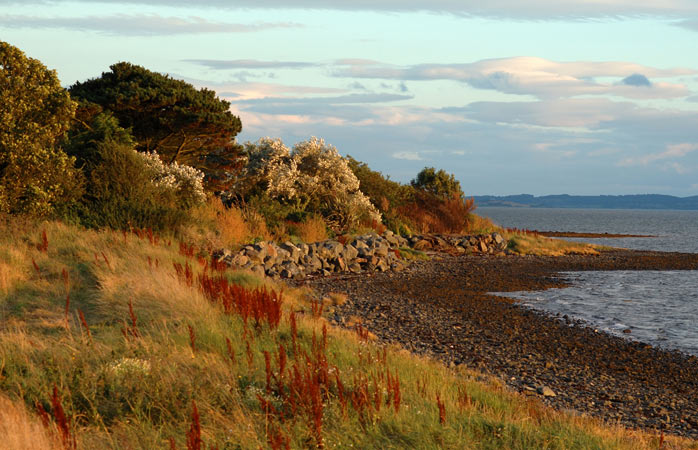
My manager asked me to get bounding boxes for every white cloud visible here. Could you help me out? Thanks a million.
[333,57,694,100]
[618,142,698,166]
[0,13,301,36]
[184,59,319,70]
[4,0,698,20]
[392,151,423,160]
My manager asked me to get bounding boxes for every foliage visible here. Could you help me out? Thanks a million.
[411,166,463,199]
[345,156,413,213]
[69,62,244,190]
[77,140,195,231]
[0,41,83,215]
[138,151,206,207]
[63,100,134,168]
[397,192,476,234]
[234,137,380,232]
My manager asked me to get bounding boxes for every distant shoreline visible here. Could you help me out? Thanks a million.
[475,194,698,210]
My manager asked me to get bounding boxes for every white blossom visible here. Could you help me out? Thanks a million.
[234,136,381,229]
[136,150,206,205]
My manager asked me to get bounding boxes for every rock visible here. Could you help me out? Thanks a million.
[374,244,389,257]
[245,248,265,263]
[348,262,362,273]
[353,239,369,250]
[413,239,432,251]
[342,244,359,261]
[384,233,400,246]
[538,386,556,397]
[493,233,504,245]
[231,254,249,267]
[479,241,488,253]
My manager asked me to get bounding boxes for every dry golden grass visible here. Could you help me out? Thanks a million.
[327,292,348,306]
[506,232,600,256]
[295,215,328,243]
[242,208,272,241]
[190,198,251,248]
[465,213,502,234]
[0,395,59,450]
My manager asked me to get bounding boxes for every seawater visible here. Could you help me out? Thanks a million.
[479,207,698,356]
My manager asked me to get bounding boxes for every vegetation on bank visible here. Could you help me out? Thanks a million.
[0,219,689,449]
[0,41,645,449]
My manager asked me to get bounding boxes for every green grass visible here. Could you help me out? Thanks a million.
[0,217,693,449]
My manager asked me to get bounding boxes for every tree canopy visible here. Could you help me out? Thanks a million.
[69,62,244,190]
[0,41,82,215]
[411,167,463,199]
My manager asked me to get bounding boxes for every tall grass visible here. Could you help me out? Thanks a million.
[0,395,59,450]
[0,217,693,449]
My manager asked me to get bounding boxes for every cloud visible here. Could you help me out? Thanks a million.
[0,13,301,36]
[236,93,414,121]
[443,98,639,128]
[392,151,422,160]
[241,93,413,104]
[621,73,651,87]
[687,95,698,102]
[4,1,698,20]
[184,59,319,70]
[618,142,698,166]
[333,57,694,99]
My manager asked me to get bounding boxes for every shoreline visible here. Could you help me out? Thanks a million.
[303,249,698,438]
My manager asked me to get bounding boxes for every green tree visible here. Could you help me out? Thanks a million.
[0,41,82,215]
[411,167,463,199]
[69,62,244,190]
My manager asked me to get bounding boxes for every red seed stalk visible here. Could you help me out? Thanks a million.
[186,400,202,450]
[78,309,91,340]
[436,393,446,424]
[225,337,236,366]
[37,229,48,252]
[188,324,197,354]
[50,385,76,449]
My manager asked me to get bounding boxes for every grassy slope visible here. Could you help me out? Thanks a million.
[0,218,693,449]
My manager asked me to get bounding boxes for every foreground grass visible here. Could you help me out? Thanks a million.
[0,217,693,449]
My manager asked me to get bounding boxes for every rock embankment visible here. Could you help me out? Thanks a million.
[214,231,507,279]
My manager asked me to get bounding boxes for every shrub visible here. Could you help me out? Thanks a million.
[78,140,193,231]
[231,137,380,232]
[0,41,83,216]
[397,192,476,234]
[411,167,463,200]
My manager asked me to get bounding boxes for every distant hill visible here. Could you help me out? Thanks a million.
[473,194,698,210]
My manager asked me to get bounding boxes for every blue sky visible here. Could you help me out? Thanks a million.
[2,1,698,196]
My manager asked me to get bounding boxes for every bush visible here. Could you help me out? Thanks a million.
[78,140,195,231]
[0,41,83,216]
[397,192,476,234]
[231,137,380,232]
[411,167,463,199]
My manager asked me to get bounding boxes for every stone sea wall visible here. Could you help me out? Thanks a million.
[214,231,507,280]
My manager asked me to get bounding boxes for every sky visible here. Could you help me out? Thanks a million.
[2,1,698,196]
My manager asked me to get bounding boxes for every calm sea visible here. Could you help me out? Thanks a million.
[479,207,698,356]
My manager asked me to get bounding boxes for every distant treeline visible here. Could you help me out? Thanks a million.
[474,194,698,210]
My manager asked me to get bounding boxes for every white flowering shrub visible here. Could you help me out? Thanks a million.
[233,137,381,230]
[137,151,206,207]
